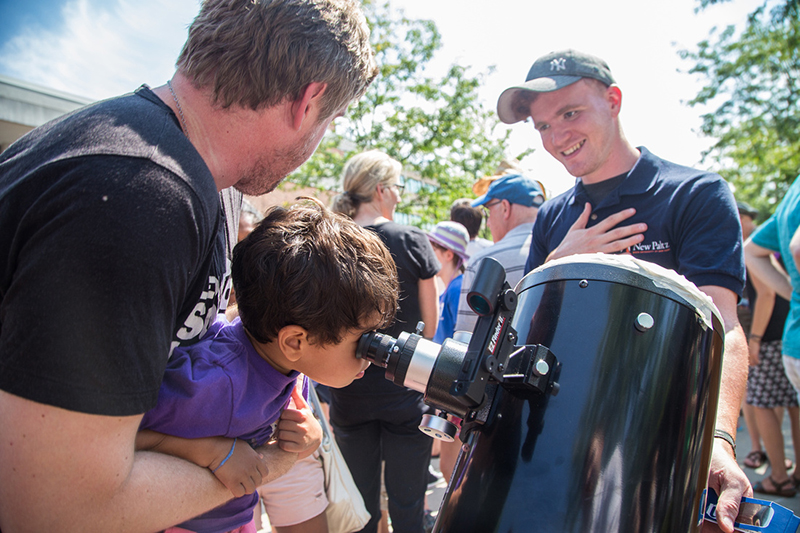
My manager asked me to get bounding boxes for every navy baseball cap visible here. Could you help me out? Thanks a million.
[471,174,545,208]
[736,201,758,218]
[497,49,616,124]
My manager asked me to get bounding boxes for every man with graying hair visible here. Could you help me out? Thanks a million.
[497,49,750,533]
[0,0,377,530]
[454,173,544,334]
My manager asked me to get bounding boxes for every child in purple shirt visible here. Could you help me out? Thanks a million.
[135,200,399,533]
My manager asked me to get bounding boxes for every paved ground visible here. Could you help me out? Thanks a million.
[426,457,448,526]
[737,413,800,515]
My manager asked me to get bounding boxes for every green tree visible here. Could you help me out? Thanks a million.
[680,1,800,217]
[696,0,797,15]
[291,1,524,225]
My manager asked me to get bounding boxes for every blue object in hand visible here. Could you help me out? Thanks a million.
[703,488,800,532]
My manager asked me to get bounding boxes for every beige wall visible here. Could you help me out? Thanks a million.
[0,75,92,152]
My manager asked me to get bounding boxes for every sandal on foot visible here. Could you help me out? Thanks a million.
[744,450,768,468]
[753,476,797,497]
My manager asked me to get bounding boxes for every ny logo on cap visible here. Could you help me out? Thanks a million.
[550,58,566,72]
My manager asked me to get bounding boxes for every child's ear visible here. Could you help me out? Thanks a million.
[277,325,310,362]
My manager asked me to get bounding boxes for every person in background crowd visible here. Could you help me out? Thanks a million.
[426,221,471,488]
[229,199,265,307]
[428,221,470,344]
[454,173,544,334]
[738,197,797,497]
[736,201,795,477]
[497,48,750,532]
[738,201,767,469]
[0,1,377,530]
[745,251,799,497]
[330,150,440,533]
[450,199,493,255]
[745,176,800,496]
[238,199,264,243]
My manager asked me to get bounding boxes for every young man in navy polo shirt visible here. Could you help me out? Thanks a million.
[496,50,750,533]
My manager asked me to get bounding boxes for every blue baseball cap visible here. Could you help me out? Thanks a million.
[471,174,545,208]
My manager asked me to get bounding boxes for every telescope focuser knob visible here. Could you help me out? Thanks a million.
[534,359,550,376]
[419,412,458,442]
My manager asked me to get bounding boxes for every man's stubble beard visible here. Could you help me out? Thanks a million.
[233,126,322,197]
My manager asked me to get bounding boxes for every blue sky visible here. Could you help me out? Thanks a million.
[0,0,765,195]
[0,0,64,36]
[0,0,197,99]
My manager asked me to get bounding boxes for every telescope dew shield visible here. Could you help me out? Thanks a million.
[434,254,725,533]
[467,257,506,316]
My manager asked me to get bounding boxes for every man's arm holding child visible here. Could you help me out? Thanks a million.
[0,392,235,533]
[135,384,318,497]
[135,430,269,497]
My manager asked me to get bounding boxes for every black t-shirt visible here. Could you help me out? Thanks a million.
[764,296,790,342]
[0,86,227,416]
[581,172,628,206]
[745,260,790,343]
[333,220,439,396]
[368,221,440,338]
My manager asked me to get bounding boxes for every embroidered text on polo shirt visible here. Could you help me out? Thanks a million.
[630,240,671,253]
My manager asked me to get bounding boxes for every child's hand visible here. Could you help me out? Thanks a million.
[208,438,268,498]
[134,431,268,497]
[276,387,322,459]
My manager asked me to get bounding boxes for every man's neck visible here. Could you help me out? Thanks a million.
[580,141,640,185]
[153,73,284,193]
[492,217,534,243]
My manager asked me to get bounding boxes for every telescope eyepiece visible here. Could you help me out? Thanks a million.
[356,331,396,368]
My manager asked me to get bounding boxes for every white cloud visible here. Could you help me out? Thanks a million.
[0,0,199,100]
[0,0,766,195]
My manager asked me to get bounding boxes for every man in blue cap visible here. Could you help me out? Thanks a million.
[496,49,750,532]
[454,173,544,333]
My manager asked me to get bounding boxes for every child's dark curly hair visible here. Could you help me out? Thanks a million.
[232,198,398,345]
